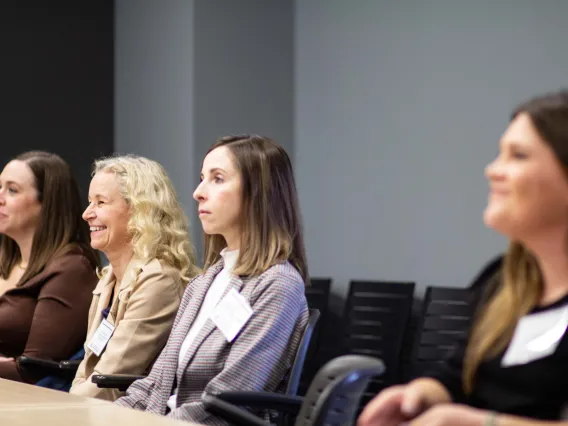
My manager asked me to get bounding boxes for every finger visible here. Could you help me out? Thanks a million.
[401,385,426,417]
[408,410,435,426]
[358,387,404,426]
[409,406,447,426]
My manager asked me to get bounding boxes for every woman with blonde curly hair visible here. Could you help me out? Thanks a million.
[70,155,199,401]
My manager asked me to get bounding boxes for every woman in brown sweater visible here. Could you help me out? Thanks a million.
[0,151,99,383]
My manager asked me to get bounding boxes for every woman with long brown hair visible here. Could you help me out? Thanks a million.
[115,135,309,425]
[0,151,99,382]
[359,90,568,426]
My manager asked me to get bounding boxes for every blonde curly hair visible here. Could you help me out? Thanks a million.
[93,155,199,282]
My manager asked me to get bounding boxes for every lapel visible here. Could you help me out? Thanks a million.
[175,261,247,381]
[89,268,116,334]
[118,257,146,291]
[107,257,145,324]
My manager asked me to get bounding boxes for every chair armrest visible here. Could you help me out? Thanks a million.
[215,391,303,414]
[202,393,268,426]
[17,356,61,372]
[91,374,146,391]
[59,359,82,372]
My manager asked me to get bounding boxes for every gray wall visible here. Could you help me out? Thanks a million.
[115,0,294,260]
[115,0,197,239]
[295,0,568,298]
[193,0,294,256]
[116,1,568,300]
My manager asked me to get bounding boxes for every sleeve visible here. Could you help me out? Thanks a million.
[0,258,96,382]
[424,335,468,403]
[70,269,182,401]
[168,273,308,424]
[115,276,199,410]
[113,333,170,411]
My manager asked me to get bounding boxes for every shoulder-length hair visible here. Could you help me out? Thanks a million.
[94,155,199,282]
[463,89,568,393]
[0,151,100,284]
[202,135,308,283]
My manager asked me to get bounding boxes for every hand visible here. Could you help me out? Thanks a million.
[409,404,487,426]
[0,357,14,362]
[358,384,430,426]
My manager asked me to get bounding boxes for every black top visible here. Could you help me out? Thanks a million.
[430,287,568,420]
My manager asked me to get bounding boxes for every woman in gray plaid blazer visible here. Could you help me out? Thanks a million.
[115,135,309,425]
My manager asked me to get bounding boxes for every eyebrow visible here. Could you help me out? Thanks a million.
[200,167,227,177]
[501,140,531,151]
[87,194,109,201]
[0,180,21,187]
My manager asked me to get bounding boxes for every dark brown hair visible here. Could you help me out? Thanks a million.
[202,135,309,283]
[0,151,99,284]
[464,89,568,393]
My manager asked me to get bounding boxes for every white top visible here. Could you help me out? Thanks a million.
[166,249,239,411]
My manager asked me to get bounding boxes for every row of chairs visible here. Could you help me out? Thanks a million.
[301,253,503,408]
[302,278,418,408]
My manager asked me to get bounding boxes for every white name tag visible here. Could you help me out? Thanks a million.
[87,318,115,357]
[502,304,568,367]
[210,288,253,342]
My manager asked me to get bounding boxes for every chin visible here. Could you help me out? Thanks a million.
[89,240,103,251]
[201,225,218,236]
[485,214,516,239]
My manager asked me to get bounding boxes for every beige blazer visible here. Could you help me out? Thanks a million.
[70,257,185,401]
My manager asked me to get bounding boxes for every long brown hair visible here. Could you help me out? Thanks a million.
[463,90,568,393]
[0,151,99,284]
[201,135,309,283]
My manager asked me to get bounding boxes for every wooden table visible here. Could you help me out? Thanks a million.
[0,379,201,425]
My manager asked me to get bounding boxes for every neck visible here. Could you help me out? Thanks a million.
[12,230,35,267]
[223,230,240,252]
[107,248,134,283]
[524,228,568,305]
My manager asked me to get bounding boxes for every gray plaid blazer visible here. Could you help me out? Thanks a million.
[115,259,308,425]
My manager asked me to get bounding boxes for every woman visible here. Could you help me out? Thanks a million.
[358,90,568,426]
[0,151,99,382]
[115,135,309,425]
[70,155,199,401]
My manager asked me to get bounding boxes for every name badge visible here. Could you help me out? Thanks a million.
[210,288,253,342]
[502,304,568,367]
[87,318,115,357]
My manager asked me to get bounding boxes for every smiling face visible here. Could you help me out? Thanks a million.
[484,112,568,242]
[83,170,132,256]
[0,160,42,241]
[193,146,243,249]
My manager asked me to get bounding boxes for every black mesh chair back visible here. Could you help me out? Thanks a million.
[410,286,471,378]
[343,280,415,401]
[295,355,385,426]
[410,255,504,378]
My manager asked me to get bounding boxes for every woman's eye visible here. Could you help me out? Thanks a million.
[512,151,528,160]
